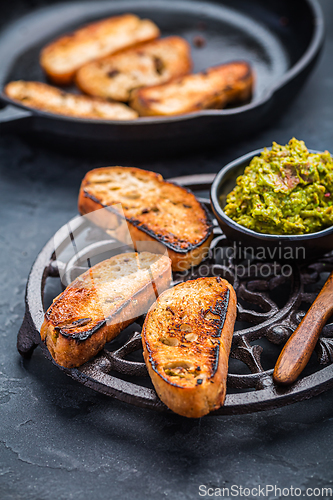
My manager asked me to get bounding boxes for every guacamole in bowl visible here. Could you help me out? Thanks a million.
[223,138,333,235]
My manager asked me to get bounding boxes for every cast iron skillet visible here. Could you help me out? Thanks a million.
[0,0,324,155]
[211,148,333,260]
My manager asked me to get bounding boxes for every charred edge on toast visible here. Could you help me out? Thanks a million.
[146,286,230,388]
[82,183,213,253]
[54,319,106,342]
[45,275,161,342]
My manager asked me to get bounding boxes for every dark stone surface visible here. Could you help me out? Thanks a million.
[1,1,333,499]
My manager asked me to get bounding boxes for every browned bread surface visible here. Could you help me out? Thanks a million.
[78,166,213,271]
[40,14,160,85]
[76,36,192,102]
[40,252,171,368]
[142,277,237,417]
[5,81,138,120]
[129,61,254,116]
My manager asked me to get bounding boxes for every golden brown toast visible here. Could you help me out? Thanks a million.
[78,167,213,271]
[41,252,171,368]
[5,81,138,120]
[76,36,192,102]
[40,14,160,85]
[129,61,254,116]
[142,277,237,417]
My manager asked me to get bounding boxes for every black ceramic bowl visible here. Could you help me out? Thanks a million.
[210,148,333,261]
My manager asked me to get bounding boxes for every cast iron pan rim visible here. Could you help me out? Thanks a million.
[269,0,324,92]
[0,0,324,126]
[210,147,333,242]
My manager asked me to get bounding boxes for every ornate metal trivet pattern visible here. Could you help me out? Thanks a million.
[17,174,333,415]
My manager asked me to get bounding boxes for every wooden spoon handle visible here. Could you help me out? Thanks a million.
[273,271,333,385]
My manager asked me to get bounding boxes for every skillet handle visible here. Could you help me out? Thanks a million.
[0,104,32,132]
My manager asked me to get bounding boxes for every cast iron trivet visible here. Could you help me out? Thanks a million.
[17,174,333,415]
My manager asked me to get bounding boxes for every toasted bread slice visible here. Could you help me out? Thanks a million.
[40,14,160,85]
[78,167,213,272]
[5,81,138,120]
[76,36,192,102]
[142,277,237,417]
[41,252,171,368]
[129,61,254,116]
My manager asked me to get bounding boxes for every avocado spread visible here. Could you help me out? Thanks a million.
[223,138,333,235]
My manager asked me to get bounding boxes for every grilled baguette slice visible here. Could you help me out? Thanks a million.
[5,81,138,120]
[130,60,253,116]
[78,167,213,271]
[41,252,171,368]
[76,36,192,102]
[40,14,160,85]
[142,277,237,417]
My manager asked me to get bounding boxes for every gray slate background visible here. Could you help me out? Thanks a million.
[1,1,333,499]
